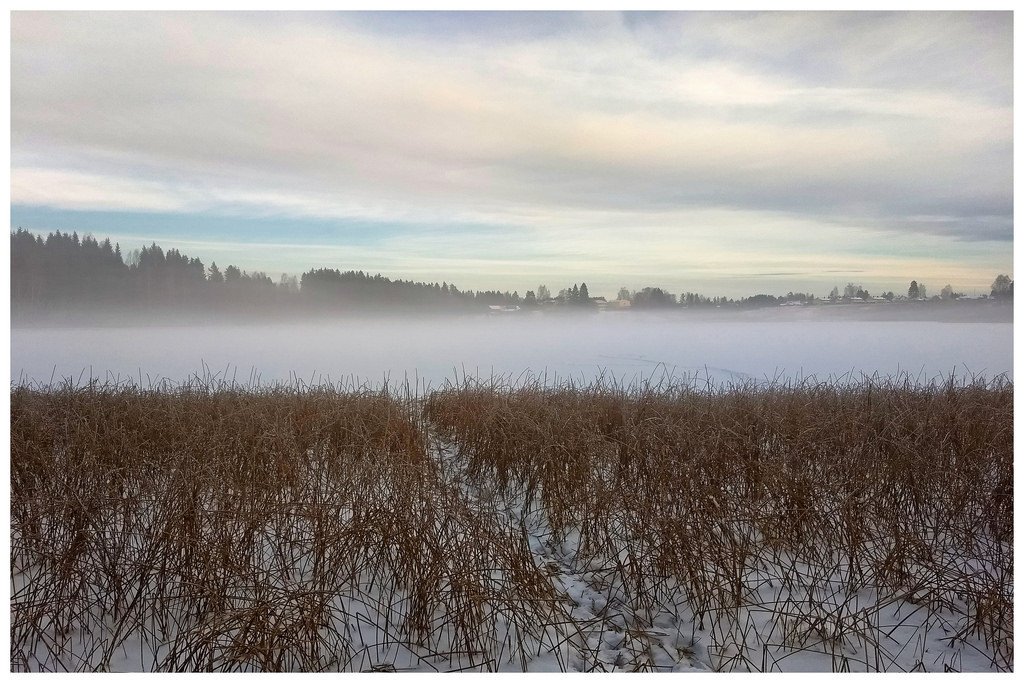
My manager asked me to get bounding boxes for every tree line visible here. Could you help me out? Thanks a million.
[10,229,521,315]
[10,230,749,315]
[10,229,1012,317]
[826,278,1013,303]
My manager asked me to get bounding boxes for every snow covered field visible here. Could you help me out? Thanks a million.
[10,381,1013,672]
[10,312,1013,389]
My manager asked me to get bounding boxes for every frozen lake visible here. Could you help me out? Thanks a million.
[10,311,1012,389]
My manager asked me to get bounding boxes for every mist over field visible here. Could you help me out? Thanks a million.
[9,12,1014,673]
[12,308,1012,389]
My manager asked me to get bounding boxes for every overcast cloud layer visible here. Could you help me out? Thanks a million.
[10,11,1013,297]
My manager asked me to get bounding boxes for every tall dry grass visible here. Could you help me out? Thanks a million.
[10,373,1013,671]
[425,373,1012,671]
[10,379,567,672]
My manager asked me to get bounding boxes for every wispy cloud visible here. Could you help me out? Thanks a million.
[10,11,1012,296]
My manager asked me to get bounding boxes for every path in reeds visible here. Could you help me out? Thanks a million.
[10,375,1013,672]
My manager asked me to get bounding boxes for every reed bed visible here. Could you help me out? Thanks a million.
[10,373,1013,671]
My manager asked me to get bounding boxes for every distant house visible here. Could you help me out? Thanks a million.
[487,304,520,314]
[607,299,631,310]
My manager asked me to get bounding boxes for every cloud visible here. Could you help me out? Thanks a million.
[9,11,1013,295]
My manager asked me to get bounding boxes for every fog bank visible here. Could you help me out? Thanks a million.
[11,312,1012,389]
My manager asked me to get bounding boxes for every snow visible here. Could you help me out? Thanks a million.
[10,313,1013,389]
[10,433,1010,672]
[10,310,1012,671]
[457,460,1009,673]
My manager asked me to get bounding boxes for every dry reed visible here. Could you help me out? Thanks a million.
[10,372,1013,671]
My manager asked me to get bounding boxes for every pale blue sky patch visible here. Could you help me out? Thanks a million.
[11,206,406,247]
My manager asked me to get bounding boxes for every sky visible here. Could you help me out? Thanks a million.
[10,11,1013,299]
